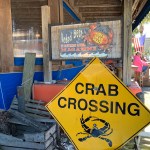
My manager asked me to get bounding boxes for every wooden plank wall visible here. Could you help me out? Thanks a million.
[0,0,14,72]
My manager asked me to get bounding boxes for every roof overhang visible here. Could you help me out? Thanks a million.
[132,0,149,30]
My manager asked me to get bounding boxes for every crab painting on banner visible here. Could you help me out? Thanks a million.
[50,20,121,60]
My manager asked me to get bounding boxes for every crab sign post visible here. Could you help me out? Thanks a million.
[46,57,150,150]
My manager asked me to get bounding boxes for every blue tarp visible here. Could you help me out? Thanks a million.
[14,57,43,66]
[0,72,43,110]
[0,65,84,110]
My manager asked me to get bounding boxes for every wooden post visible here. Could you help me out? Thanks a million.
[17,86,25,114]
[48,0,64,24]
[59,0,64,24]
[48,0,64,67]
[0,0,13,72]
[123,0,132,85]
[47,0,64,141]
[41,6,52,82]
[22,53,36,101]
[42,1,64,82]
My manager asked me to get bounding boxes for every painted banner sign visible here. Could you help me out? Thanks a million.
[50,20,121,59]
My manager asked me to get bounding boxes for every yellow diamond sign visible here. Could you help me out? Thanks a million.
[46,57,150,150]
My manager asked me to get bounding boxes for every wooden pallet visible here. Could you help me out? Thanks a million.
[0,96,57,150]
[0,124,57,150]
[10,96,52,123]
[0,53,57,150]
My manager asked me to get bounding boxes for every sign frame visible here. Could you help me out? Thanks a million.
[46,57,150,150]
[48,20,122,60]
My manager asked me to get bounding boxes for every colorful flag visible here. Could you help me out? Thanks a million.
[133,35,145,52]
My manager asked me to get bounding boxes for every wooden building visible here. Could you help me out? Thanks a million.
[0,0,149,85]
[0,1,150,149]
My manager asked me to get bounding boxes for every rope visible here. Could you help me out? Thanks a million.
[21,77,32,86]
[0,82,6,110]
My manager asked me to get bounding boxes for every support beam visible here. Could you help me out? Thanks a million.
[41,6,52,82]
[42,1,65,82]
[123,0,132,85]
[132,0,148,21]
[80,10,121,14]
[82,12,121,17]
[0,0,14,72]
[132,0,150,30]
[79,6,122,13]
[48,0,64,24]
[84,16,121,21]
[59,0,64,23]
[14,18,42,23]
[74,0,121,6]
[11,1,48,8]
[47,0,64,141]
[12,15,41,19]
[132,0,141,14]
[77,5,122,8]
[11,0,47,2]
[63,0,82,22]
[11,8,41,15]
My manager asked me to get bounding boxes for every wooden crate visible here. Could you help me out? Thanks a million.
[0,53,58,149]
[0,97,58,150]
[0,124,56,150]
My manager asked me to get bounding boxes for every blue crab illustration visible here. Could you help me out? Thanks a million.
[76,114,113,147]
